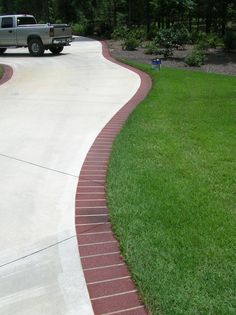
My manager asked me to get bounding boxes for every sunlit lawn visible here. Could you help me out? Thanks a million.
[0,65,3,79]
[107,64,236,314]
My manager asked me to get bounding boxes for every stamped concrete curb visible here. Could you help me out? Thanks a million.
[0,64,13,85]
[75,41,152,315]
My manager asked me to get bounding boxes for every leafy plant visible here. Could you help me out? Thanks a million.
[190,31,207,44]
[154,28,175,58]
[196,39,210,51]
[173,26,190,48]
[206,33,221,48]
[112,25,145,42]
[144,41,160,54]
[155,28,175,49]
[130,26,146,41]
[122,36,139,51]
[185,49,205,67]
[72,22,87,36]
[111,25,129,40]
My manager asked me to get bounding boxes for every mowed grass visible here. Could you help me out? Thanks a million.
[0,65,3,79]
[107,65,236,315]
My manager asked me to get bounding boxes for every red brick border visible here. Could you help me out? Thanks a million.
[0,64,13,86]
[75,41,152,315]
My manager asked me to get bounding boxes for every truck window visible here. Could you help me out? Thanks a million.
[17,17,36,25]
[1,17,13,28]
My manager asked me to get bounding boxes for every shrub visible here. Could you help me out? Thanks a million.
[130,26,146,41]
[173,26,190,48]
[196,39,210,51]
[154,28,175,58]
[122,36,139,51]
[190,31,206,44]
[72,23,87,36]
[112,25,146,42]
[162,48,174,58]
[111,26,129,40]
[223,29,236,50]
[147,24,159,40]
[206,33,221,48]
[144,41,160,54]
[185,49,205,67]
[155,28,175,49]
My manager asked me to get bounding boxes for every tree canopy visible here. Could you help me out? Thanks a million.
[0,0,235,36]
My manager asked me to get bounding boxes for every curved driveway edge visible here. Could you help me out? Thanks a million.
[0,64,13,85]
[76,42,152,315]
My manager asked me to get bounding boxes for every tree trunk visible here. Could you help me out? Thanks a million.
[188,10,192,32]
[221,1,228,36]
[127,0,132,26]
[145,0,151,37]
[197,17,200,32]
[113,0,117,28]
[205,1,213,33]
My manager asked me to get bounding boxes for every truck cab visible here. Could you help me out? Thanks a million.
[0,14,72,56]
[0,15,37,46]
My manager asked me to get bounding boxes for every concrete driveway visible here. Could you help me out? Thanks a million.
[0,38,140,315]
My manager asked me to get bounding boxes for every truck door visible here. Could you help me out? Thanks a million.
[0,17,16,46]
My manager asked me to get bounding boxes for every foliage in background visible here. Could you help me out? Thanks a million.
[154,28,175,57]
[122,36,139,51]
[144,41,161,54]
[224,28,236,50]
[172,25,191,48]
[0,0,235,41]
[185,48,206,66]
[72,19,89,36]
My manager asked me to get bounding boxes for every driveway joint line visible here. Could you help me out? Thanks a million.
[0,235,76,269]
[0,153,78,178]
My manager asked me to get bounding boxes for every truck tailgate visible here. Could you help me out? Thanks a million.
[52,25,71,37]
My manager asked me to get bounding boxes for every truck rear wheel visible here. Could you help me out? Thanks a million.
[0,48,7,55]
[28,39,45,57]
[49,46,64,55]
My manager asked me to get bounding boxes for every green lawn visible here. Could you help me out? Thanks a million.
[0,65,3,79]
[107,65,236,315]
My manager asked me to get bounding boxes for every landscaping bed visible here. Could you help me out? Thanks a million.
[108,40,236,76]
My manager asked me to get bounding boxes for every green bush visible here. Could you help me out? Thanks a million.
[72,23,87,36]
[130,26,146,41]
[191,32,221,49]
[162,48,174,58]
[223,29,236,50]
[196,39,210,51]
[206,33,221,48]
[185,49,205,67]
[144,41,160,54]
[154,28,175,57]
[147,24,159,40]
[111,26,129,40]
[112,25,146,42]
[155,28,175,49]
[173,26,190,48]
[190,31,207,44]
[122,36,139,51]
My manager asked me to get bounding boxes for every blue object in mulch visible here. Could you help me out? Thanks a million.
[151,58,162,71]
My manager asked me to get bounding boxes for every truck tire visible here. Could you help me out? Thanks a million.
[0,48,7,55]
[49,46,64,55]
[28,38,45,57]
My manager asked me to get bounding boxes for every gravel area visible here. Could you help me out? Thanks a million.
[108,40,236,76]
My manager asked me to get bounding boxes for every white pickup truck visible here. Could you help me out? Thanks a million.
[0,14,72,56]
